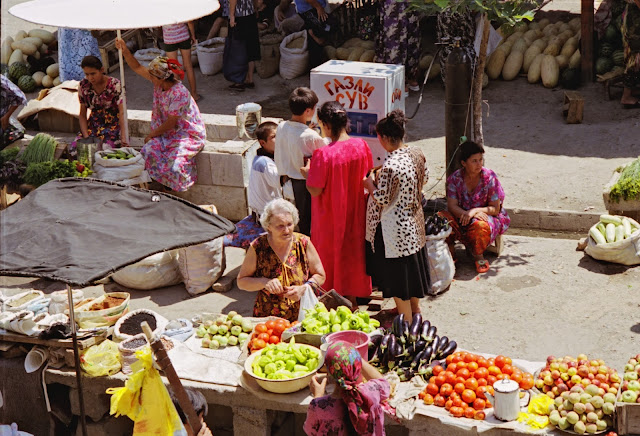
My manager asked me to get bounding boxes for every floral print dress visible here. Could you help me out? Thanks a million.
[142,82,206,191]
[251,233,311,322]
[58,29,101,82]
[445,167,510,244]
[375,0,421,81]
[71,77,122,153]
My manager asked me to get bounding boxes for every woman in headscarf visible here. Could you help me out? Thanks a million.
[116,39,206,191]
[304,342,389,436]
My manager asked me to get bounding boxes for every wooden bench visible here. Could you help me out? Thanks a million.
[563,91,584,124]
[99,29,144,73]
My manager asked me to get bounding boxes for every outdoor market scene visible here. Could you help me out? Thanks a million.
[0,0,639,434]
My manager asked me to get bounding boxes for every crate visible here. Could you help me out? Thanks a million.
[99,29,144,73]
[616,397,640,434]
[38,109,80,133]
[563,91,584,124]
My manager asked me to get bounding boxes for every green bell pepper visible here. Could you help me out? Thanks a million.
[306,358,319,371]
[315,302,328,313]
[356,311,370,324]
[264,362,277,375]
[331,323,342,333]
[329,309,339,325]
[285,359,296,372]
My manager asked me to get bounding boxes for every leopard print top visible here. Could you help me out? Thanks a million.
[366,146,428,258]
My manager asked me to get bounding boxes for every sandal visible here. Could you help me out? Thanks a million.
[229,83,245,91]
[475,259,490,274]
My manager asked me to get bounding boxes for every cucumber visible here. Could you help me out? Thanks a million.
[615,225,625,242]
[600,214,622,225]
[622,218,632,238]
[605,223,616,243]
[596,222,606,236]
[589,225,607,245]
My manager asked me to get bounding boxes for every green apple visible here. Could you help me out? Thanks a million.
[622,390,638,403]
[573,421,586,434]
[596,419,607,431]
[624,371,638,381]
[585,423,597,434]
[567,411,579,425]
[573,402,586,414]
[627,380,640,391]
[558,417,569,430]
[602,402,615,415]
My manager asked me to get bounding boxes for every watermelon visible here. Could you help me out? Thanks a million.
[612,50,625,67]
[9,62,29,81]
[18,75,36,93]
[604,25,620,43]
[595,57,614,75]
[599,43,614,58]
[1,63,8,77]
[560,68,581,89]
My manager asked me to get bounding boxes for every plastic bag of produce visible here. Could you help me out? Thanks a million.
[107,348,187,436]
[73,292,130,329]
[298,284,318,322]
[279,31,308,79]
[585,226,640,265]
[81,340,122,377]
[93,147,144,182]
[133,48,166,68]
[425,228,455,295]
[177,237,225,296]
[112,250,182,290]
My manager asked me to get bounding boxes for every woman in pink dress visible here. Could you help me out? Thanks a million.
[305,101,373,306]
[116,39,206,192]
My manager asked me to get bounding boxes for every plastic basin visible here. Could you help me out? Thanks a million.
[325,330,369,361]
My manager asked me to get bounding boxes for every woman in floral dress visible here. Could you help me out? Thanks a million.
[439,141,510,274]
[70,56,124,155]
[116,39,205,191]
[237,199,326,322]
[304,341,390,436]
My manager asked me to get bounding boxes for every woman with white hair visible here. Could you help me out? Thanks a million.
[237,199,326,322]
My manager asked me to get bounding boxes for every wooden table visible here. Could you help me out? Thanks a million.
[0,328,111,350]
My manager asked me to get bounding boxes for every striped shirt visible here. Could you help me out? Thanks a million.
[162,23,190,44]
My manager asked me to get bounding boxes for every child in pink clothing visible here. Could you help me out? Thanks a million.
[304,342,389,436]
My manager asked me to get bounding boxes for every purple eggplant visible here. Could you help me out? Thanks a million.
[409,313,422,342]
[368,335,382,361]
[438,341,458,360]
[420,320,431,341]
[392,314,404,338]
[430,335,440,359]
[410,349,424,369]
[422,344,434,366]
[436,336,449,357]
[380,333,392,353]
[425,325,437,343]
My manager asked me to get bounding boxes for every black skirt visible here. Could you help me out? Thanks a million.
[366,225,431,300]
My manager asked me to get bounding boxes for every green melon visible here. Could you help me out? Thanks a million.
[1,63,8,77]
[604,24,620,43]
[560,68,581,89]
[18,75,36,93]
[612,50,625,66]
[599,43,614,58]
[9,62,29,81]
[595,57,614,75]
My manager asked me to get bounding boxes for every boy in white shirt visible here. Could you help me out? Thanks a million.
[274,87,326,235]
[248,121,281,218]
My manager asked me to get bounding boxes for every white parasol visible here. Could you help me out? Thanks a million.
[9,0,220,143]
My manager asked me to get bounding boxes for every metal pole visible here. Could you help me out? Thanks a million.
[444,38,472,178]
[66,284,87,436]
[116,29,130,144]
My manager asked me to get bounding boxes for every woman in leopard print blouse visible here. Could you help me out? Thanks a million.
[363,110,431,324]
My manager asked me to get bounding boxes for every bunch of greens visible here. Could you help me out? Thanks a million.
[0,159,27,186]
[23,160,78,187]
[0,146,20,167]
[610,157,640,202]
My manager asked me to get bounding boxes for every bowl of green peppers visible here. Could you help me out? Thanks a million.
[244,339,324,394]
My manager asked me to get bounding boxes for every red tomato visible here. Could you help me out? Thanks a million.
[265,320,277,330]
[257,333,270,342]
[267,329,273,336]
[255,323,268,334]
[253,339,267,349]
[269,335,280,344]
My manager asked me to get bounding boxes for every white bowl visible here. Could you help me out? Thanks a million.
[244,344,324,394]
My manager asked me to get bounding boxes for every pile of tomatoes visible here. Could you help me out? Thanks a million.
[418,351,535,420]
[248,318,297,353]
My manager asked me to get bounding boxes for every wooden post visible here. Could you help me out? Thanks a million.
[472,13,491,147]
[581,0,595,83]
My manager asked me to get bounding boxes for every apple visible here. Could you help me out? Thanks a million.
[621,390,638,403]
[625,372,639,381]
[567,411,580,425]
[578,366,590,378]
[547,355,557,364]
[596,420,607,432]
[602,402,615,415]
[558,416,570,430]
[603,393,616,404]
[561,373,570,382]
[559,363,569,373]
[568,361,578,369]
[609,373,621,383]
[552,386,560,397]
[627,380,640,392]
[589,366,599,375]
[546,391,556,399]
[569,392,581,404]
[591,379,601,387]
[558,383,569,393]
[573,402,586,414]
[625,363,635,372]
[541,370,551,379]
[568,367,578,377]
[577,354,588,361]
[535,379,545,389]
[571,375,582,385]
[585,423,597,434]
[589,395,604,409]
[544,375,554,386]
[600,383,610,392]
[573,421,586,434]
[551,370,561,380]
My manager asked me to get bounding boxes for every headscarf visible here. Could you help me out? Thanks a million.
[325,341,382,436]
[148,56,185,81]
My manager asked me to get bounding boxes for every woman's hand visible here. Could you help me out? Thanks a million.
[309,374,327,397]
[144,134,153,143]
[459,209,476,226]
[299,159,311,178]
[474,210,489,222]
[316,6,328,21]
[230,16,236,27]
[196,423,213,436]
[283,285,307,301]
[265,278,284,295]
[114,38,129,54]
[363,173,376,193]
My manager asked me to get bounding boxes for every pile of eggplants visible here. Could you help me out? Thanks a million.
[425,214,450,236]
[368,314,457,381]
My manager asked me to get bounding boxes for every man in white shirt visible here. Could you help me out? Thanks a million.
[249,121,281,218]
[274,87,326,235]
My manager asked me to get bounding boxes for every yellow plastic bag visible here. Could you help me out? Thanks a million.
[106,348,187,436]
[517,411,549,429]
[528,393,553,415]
[81,340,122,377]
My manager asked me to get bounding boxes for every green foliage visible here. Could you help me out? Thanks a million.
[610,157,640,202]
[23,160,77,187]
[0,146,20,167]
[409,0,539,27]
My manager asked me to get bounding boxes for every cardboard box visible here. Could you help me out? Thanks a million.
[310,60,405,166]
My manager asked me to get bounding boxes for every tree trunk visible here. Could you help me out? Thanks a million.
[473,13,491,146]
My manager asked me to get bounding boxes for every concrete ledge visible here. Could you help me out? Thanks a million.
[507,207,601,233]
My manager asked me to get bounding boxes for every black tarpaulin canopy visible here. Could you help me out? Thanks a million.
[0,178,236,286]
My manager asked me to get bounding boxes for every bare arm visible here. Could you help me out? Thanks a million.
[229,0,238,27]
[447,196,500,226]
[362,360,384,380]
[237,246,285,294]
[283,239,326,300]
[78,103,89,138]
[305,0,327,20]
[144,115,179,143]
[115,39,152,81]
[307,186,323,197]
[187,21,197,45]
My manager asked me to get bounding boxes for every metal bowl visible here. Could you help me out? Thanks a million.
[244,344,324,394]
